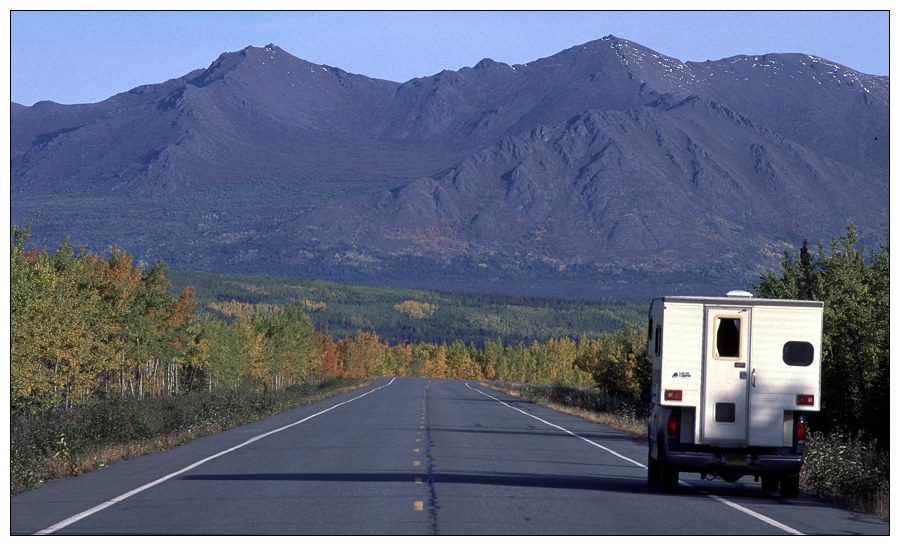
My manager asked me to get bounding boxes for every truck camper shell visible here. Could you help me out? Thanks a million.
[645,291,823,497]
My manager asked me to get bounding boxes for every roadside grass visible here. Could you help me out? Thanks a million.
[10,378,366,494]
[801,431,890,519]
[486,382,889,520]
[486,382,649,436]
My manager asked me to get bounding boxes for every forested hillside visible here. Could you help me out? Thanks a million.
[167,270,645,346]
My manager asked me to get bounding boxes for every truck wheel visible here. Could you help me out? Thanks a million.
[780,474,800,498]
[647,445,660,487]
[761,475,778,493]
[658,440,679,492]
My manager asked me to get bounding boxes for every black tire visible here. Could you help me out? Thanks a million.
[658,439,679,492]
[647,444,660,487]
[780,474,800,498]
[761,475,779,493]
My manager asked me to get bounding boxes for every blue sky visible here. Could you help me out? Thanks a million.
[8,9,891,106]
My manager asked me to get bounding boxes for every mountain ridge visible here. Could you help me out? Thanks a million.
[11,36,888,298]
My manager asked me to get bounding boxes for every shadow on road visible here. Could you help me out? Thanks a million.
[180,470,852,509]
[424,425,635,443]
[181,470,657,494]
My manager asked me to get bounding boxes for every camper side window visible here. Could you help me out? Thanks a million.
[783,341,814,366]
[715,317,741,359]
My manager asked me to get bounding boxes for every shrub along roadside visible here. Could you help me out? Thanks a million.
[485,382,889,520]
[489,382,651,435]
[801,431,889,518]
[10,378,364,494]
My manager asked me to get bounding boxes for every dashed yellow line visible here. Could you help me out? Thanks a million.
[414,392,428,513]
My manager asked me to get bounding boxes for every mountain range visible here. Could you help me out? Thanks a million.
[11,36,889,299]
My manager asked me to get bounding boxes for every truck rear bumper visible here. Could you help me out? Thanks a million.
[666,450,803,475]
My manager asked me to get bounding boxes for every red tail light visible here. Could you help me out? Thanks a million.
[664,389,683,402]
[796,416,808,443]
[796,394,815,406]
[667,414,678,439]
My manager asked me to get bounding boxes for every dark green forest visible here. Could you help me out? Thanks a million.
[167,270,646,346]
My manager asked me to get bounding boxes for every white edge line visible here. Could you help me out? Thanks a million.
[34,377,397,535]
[465,382,804,536]
[707,494,804,535]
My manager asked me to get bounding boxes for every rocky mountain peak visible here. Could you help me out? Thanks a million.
[10,37,888,298]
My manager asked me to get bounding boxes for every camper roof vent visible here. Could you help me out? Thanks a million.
[726,290,754,298]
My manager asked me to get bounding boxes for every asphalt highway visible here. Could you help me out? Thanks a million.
[9,377,890,535]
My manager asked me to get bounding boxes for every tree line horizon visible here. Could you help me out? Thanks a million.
[10,223,888,447]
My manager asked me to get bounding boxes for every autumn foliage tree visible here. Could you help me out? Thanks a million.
[573,325,651,398]
[11,227,198,413]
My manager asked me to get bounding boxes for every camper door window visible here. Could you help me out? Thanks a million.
[714,317,742,359]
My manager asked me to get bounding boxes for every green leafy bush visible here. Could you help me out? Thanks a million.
[802,431,889,508]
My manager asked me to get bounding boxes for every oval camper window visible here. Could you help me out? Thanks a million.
[783,341,815,366]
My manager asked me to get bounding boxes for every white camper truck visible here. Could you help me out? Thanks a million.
[645,291,823,497]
